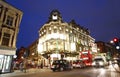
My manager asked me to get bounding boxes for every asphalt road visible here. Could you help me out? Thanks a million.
[1,65,120,77]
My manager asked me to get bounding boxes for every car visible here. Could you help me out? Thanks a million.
[72,60,86,68]
[51,59,72,72]
[92,58,106,67]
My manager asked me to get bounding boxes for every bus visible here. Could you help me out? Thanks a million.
[80,50,92,66]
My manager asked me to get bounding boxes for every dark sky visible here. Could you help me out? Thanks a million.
[6,0,120,48]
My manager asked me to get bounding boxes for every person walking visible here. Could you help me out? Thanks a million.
[19,62,23,72]
[23,60,27,73]
[40,63,43,69]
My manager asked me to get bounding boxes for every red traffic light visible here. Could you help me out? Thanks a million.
[113,37,119,42]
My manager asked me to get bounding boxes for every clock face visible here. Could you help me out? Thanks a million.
[52,15,58,20]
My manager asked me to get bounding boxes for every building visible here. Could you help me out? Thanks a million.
[96,41,118,60]
[0,0,23,73]
[17,47,27,61]
[37,9,95,65]
[28,39,38,61]
[28,39,48,67]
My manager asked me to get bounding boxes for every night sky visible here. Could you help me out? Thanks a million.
[5,0,120,48]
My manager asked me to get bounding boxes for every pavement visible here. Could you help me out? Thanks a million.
[0,67,51,77]
[110,63,120,73]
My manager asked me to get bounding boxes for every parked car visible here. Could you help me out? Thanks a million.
[51,59,72,72]
[72,60,86,68]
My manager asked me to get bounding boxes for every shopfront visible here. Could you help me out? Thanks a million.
[0,48,16,73]
[0,55,13,73]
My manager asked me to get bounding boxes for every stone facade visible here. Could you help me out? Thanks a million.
[38,10,96,61]
[0,0,23,73]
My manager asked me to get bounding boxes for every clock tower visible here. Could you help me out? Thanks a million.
[48,9,63,22]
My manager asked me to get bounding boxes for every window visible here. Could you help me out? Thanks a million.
[54,29,57,33]
[2,33,10,46]
[6,16,14,26]
[48,30,51,34]
[49,27,51,30]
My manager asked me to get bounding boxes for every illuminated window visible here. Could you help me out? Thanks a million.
[59,27,63,33]
[59,27,62,30]
[44,30,46,32]
[2,33,10,46]
[66,29,68,32]
[6,16,14,26]
[49,27,51,30]
[54,26,57,29]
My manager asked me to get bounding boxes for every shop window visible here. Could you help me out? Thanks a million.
[1,33,10,46]
[0,55,4,70]
[6,16,14,26]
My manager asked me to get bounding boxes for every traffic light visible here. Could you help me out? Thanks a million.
[113,37,120,50]
[113,37,119,43]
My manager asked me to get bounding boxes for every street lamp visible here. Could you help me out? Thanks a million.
[97,48,100,53]
[110,40,114,44]
[13,55,17,59]
[116,46,120,50]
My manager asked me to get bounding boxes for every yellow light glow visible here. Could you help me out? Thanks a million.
[38,44,43,53]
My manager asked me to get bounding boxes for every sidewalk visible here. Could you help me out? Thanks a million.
[112,64,120,73]
[107,63,120,73]
[0,67,51,77]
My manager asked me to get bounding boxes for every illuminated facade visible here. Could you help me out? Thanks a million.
[38,10,95,62]
[0,0,23,73]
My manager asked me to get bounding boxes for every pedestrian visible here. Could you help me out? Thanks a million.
[13,61,17,70]
[37,61,41,68]
[40,63,43,69]
[23,60,27,73]
[19,62,23,72]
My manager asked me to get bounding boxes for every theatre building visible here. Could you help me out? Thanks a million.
[0,0,23,73]
[38,10,96,65]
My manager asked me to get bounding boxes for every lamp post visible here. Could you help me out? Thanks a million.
[110,37,120,59]
[97,48,100,53]
[110,37,120,50]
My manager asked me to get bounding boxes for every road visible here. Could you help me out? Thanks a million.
[1,65,120,77]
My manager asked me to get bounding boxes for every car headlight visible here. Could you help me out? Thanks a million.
[99,61,104,65]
